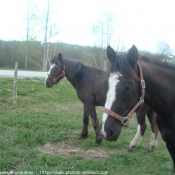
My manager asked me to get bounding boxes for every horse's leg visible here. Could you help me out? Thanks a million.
[87,104,102,144]
[79,104,89,139]
[156,116,175,172]
[166,143,175,173]
[127,104,148,152]
[146,108,159,152]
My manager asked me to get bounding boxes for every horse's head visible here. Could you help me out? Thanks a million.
[45,53,65,88]
[101,45,141,141]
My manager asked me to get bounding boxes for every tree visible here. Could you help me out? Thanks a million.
[25,0,37,69]
[40,0,59,71]
[115,38,126,53]
[92,11,117,69]
[93,12,115,48]
[157,41,172,61]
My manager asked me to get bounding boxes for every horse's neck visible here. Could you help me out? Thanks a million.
[64,58,82,87]
[141,61,175,116]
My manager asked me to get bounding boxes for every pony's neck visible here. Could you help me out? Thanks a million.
[64,57,82,87]
[140,60,175,117]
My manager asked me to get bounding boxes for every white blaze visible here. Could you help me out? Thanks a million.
[101,72,121,138]
[44,63,55,85]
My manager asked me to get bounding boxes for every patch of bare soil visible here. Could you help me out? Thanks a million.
[0,98,6,103]
[58,102,83,113]
[39,141,116,160]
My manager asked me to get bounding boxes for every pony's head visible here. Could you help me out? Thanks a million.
[45,53,65,87]
[101,45,141,141]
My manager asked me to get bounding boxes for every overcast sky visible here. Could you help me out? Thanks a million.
[0,0,175,54]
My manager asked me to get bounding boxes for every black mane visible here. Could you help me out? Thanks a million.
[140,55,175,71]
[111,54,175,82]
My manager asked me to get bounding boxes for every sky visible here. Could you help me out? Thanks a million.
[0,0,175,54]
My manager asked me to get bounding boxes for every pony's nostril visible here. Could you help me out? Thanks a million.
[46,81,51,87]
[108,130,113,137]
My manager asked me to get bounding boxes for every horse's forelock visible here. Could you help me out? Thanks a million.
[118,55,139,81]
[119,56,139,80]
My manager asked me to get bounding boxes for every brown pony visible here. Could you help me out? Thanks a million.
[45,53,159,151]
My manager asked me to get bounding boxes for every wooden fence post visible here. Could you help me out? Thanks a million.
[13,62,18,108]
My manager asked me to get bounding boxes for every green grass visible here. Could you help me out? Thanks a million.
[0,78,174,175]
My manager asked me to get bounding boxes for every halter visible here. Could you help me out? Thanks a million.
[47,66,66,85]
[103,62,145,127]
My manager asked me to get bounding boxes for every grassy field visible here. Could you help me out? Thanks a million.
[0,77,174,175]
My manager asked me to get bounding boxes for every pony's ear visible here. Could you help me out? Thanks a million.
[58,53,63,63]
[128,45,138,67]
[106,46,117,63]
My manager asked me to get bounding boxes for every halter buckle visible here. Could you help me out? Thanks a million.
[122,117,129,126]
[141,80,145,88]
[53,79,56,83]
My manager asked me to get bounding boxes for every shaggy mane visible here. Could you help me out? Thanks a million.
[140,56,175,70]
[50,54,106,74]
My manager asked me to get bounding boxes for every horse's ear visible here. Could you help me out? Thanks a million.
[106,46,117,63]
[128,45,138,67]
[58,53,63,63]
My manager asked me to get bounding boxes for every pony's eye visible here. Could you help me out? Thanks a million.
[125,85,130,91]
[124,84,132,92]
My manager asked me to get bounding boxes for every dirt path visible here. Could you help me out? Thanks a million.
[39,140,116,160]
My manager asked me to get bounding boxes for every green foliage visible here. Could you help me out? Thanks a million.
[1,40,174,71]
[0,40,43,70]
[0,40,109,70]
[0,77,174,174]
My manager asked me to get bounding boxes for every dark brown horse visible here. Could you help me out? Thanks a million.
[45,53,158,151]
[101,45,175,171]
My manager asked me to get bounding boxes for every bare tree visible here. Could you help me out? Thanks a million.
[25,0,37,69]
[92,11,117,69]
[157,41,172,60]
[115,38,126,53]
[93,11,117,49]
[41,0,59,71]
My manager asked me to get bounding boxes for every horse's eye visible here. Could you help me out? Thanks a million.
[124,84,132,92]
